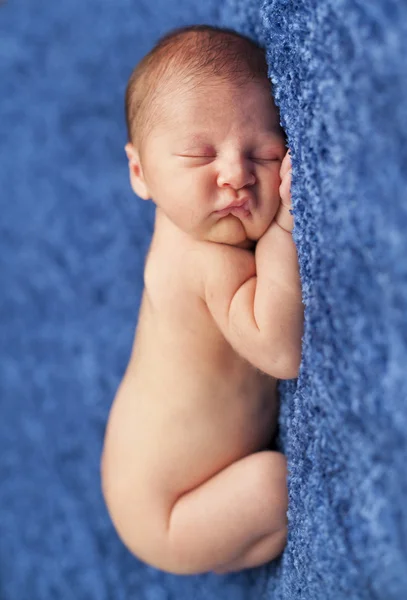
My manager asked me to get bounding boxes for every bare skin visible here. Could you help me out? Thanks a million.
[101,77,301,575]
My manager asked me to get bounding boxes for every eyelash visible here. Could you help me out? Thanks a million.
[181,156,276,162]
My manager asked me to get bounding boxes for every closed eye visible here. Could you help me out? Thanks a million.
[180,156,278,161]
[251,157,280,161]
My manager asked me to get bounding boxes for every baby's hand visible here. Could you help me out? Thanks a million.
[279,150,292,208]
[275,150,293,233]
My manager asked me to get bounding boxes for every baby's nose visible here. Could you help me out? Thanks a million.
[217,160,256,189]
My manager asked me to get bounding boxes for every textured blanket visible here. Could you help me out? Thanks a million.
[1,0,406,598]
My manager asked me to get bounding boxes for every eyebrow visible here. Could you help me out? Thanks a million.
[177,134,208,144]
[178,129,283,145]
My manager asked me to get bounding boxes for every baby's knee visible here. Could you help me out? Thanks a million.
[249,451,288,530]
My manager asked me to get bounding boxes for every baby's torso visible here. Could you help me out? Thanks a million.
[110,213,278,502]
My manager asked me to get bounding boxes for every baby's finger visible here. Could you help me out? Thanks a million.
[280,150,292,179]
[279,169,292,207]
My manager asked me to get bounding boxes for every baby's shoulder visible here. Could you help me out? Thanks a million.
[144,216,255,309]
[143,235,207,306]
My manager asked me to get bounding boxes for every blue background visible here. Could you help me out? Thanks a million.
[1,0,407,598]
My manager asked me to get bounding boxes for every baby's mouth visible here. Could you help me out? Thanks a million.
[215,200,251,218]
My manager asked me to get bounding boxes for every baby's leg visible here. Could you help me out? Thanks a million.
[167,450,288,575]
[213,529,288,574]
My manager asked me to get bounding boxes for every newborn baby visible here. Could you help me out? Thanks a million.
[101,25,303,575]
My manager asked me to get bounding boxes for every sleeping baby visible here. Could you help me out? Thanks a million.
[101,24,303,575]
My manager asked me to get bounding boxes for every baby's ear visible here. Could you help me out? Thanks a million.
[124,143,150,200]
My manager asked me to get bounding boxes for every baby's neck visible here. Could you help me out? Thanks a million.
[234,239,256,252]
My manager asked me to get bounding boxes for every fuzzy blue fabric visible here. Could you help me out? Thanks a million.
[1,0,406,598]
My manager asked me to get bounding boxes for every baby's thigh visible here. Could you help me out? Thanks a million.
[167,450,288,574]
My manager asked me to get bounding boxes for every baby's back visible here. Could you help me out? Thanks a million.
[103,213,278,508]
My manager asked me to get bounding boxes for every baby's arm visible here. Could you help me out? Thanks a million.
[247,226,302,374]
[205,152,303,379]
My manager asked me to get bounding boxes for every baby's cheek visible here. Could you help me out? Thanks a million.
[261,167,282,200]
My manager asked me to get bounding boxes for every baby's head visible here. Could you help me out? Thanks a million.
[124,25,287,248]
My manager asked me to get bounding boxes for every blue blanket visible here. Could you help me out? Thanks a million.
[1,0,406,598]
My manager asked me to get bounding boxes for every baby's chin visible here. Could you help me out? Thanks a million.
[204,214,263,249]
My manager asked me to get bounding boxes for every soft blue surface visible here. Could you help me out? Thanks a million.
[1,0,406,598]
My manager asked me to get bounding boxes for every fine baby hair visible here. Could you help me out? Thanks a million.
[124,25,273,151]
